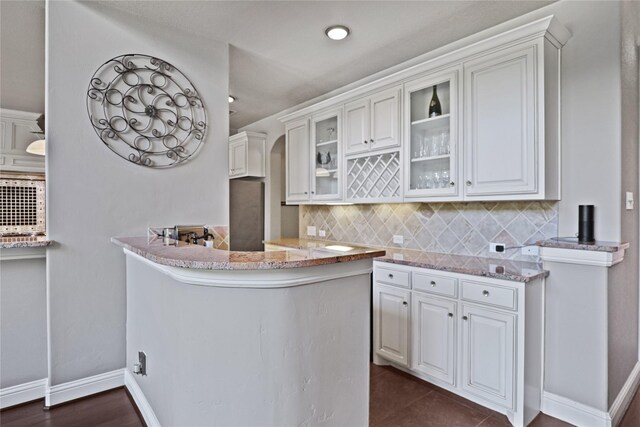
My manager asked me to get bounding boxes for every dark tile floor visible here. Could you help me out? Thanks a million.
[370,364,572,427]
[1,366,639,426]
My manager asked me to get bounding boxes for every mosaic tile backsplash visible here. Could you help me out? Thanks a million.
[299,202,559,261]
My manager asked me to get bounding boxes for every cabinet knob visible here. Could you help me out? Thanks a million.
[402,301,408,306]
[304,191,308,194]
[462,315,468,321]
[364,140,368,144]
[311,191,315,194]
[466,180,472,186]
[450,182,455,186]
[430,281,436,287]
[370,139,374,144]
[388,274,394,279]
[448,313,454,318]
[482,290,490,297]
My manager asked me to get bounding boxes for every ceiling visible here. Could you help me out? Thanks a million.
[8,1,554,130]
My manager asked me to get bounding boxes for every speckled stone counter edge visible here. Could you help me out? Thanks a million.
[536,238,629,253]
[0,236,52,249]
[112,237,386,270]
[266,239,548,283]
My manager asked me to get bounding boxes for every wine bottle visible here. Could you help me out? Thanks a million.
[428,85,442,118]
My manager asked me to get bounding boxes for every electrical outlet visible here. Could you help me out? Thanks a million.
[521,245,539,256]
[489,264,505,274]
[392,235,404,245]
[489,242,505,253]
[626,192,634,210]
[134,351,147,376]
[318,230,326,237]
[306,226,316,237]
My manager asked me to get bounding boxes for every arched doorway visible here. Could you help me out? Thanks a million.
[268,135,298,239]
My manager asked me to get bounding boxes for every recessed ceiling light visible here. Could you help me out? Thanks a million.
[228,96,236,103]
[325,25,350,41]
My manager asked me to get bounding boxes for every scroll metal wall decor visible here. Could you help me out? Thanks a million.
[86,54,207,168]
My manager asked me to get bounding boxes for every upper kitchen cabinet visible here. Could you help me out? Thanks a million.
[285,118,311,203]
[228,131,266,179]
[344,86,401,155]
[311,109,342,201]
[404,67,461,200]
[463,36,567,200]
[280,16,570,205]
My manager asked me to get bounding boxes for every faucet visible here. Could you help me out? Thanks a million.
[187,227,215,245]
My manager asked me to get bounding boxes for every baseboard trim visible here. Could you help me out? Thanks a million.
[0,378,47,409]
[542,391,610,427]
[45,369,125,407]
[124,369,160,427]
[609,361,640,426]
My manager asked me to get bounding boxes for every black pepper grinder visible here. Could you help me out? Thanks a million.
[578,205,595,244]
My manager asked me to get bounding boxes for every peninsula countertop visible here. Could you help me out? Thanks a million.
[0,235,52,249]
[266,238,548,283]
[112,236,385,270]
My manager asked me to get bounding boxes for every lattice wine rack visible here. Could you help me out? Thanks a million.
[346,151,401,202]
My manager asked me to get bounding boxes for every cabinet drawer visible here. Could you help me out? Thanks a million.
[413,272,457,298]
[375,266,410,288]
[461,281,517,310]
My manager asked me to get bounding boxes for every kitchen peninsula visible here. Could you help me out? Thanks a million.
[112,236,384,426]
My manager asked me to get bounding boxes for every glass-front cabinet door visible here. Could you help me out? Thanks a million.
[404,67,460,199]
[310,108,342,201]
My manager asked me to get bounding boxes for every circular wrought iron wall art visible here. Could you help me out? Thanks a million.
[86,54,207,168]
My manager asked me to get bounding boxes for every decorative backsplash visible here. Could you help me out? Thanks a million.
[299,202,558,260]
[207,225,229,250]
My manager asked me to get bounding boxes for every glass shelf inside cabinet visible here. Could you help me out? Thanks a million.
[314,116,339,196]
[409,81,453,192]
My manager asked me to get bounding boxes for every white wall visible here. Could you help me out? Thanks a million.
[0,0,45,113]
[46,1,228,385]
[0,258,47,389]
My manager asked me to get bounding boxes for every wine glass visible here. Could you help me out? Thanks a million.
[441,169,450,187]
[433,171,441,189]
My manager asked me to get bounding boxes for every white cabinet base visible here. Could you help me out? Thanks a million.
[373,261,544,427]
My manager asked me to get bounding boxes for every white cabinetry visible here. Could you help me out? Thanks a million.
[412,293,456,385]
[280,17,569,204]
[0,109,45,173]
[228,131,265,179]
[344,86,401,155]
[285,119,311,203]
[373,261,544,427]
[461,304,515,408]
[373,283,410,367]
[310,109,342,201]
[464,44,539,198]
[404,67,461,200]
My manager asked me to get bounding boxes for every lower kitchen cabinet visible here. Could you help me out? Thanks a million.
[461,304,515,409]
[411,293,456,385]
[373,261,544,427]
[372,283,410,366]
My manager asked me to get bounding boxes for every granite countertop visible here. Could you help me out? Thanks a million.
[536,237,629,253]
[266,238,548,283]
[0,235,52,249]
[112,236,385,270]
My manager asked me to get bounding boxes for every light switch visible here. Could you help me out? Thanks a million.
[626,192,634,210]
[392,235,404,245]
[307,226,317,236]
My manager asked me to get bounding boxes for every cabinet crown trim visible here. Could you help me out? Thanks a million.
[278,15,570,124]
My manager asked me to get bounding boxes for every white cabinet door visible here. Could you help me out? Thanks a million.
[461,304,515,409]
[344,99,370,155]
[403,68,461,199]
[370,86,401,150]
[285,118,311,203]
[411,294,456,385]
[373,283,410,366]
[464,45,537,197]
[310,109,342,201]
[229,140,247,177]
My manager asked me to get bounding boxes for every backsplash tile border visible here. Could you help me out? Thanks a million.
[299,201,558,261]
